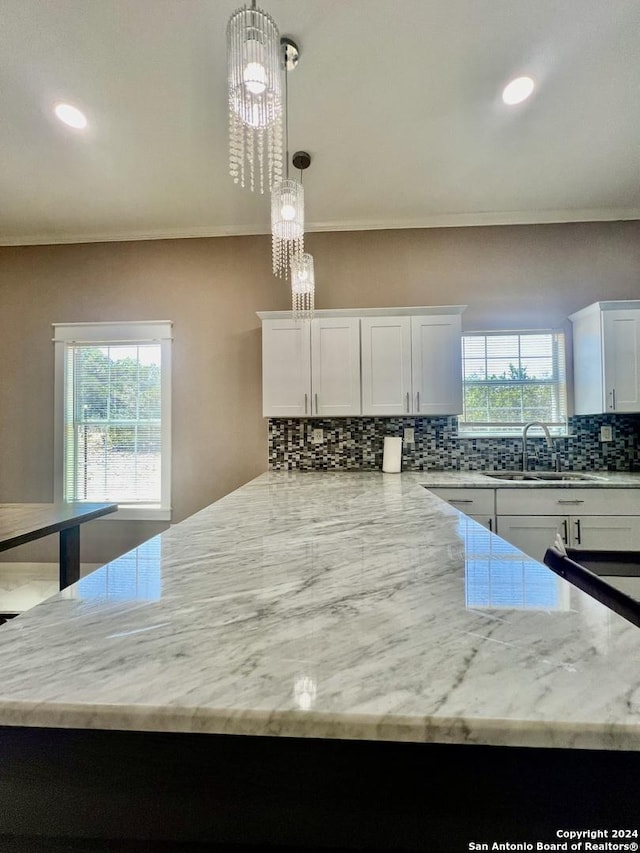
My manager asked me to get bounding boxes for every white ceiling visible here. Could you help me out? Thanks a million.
[1,0,639,245]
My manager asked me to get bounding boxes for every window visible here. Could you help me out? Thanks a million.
[458,330,567,436]
[53,321,172,520]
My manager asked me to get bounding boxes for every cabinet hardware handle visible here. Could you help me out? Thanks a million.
[304,393,308,415]
[557,499,584,504]
[416,391,420,411]
[488,518,492,531]
[315,393,318,414]
[574,518,582,545]
[406,392,410,413]
[450,499,473,504]
[561,519,568,544]
[612,388,616,410]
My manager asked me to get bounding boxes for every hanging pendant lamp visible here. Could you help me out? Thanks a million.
[291,252,315,319]
[271,178,304,277]
[227,2,283,193]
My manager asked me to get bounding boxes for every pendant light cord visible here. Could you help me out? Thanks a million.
[284,47,290,180]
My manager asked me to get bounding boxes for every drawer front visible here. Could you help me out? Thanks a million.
[495,488,640,516]
[428,488,495,515]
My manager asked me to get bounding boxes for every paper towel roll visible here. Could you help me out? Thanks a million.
[382,436,403,473]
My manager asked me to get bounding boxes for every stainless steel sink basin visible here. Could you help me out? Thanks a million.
[484,471,600,482]
[486,472,540,481]
[532,472,600,481]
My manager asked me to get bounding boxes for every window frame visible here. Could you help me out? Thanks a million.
[53,321,173,521]
[458,329,568,438]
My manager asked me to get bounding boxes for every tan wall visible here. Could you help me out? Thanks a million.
[0,236,286,563]
[306,221,640,328]
[1,221,639,562]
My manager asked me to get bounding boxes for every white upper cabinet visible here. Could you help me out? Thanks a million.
[259,306,466,418]
[361,317,412,415]
[310,317,361,416]
[261,316,361,417]
[602,310,640,412]
[360,311,464,416]
[570,301,640,414]
[411,314,463,415]
[261,318,311,417]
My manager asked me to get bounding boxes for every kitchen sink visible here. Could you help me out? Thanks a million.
[532,472,601,481]
[486,473,540,481]
[484,471,601,482]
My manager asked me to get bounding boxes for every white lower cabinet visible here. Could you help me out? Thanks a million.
[497,516,567,562]
[497,515,640,562]
[468,514,495,531]
[429,486,640,563]
[573,515,640,550]
[496,489,640,562]
[428,488,496,532]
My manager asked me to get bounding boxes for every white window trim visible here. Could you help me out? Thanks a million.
[458,328,569,438]
[53,321,173,522]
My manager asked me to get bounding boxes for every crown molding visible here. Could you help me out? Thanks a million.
[1,209,639,246]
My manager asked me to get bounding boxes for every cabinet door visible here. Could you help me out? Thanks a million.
[410,315,463,415]
[360,317,412,416]
[262,319,311,417]
[469,514,496,532]
[603,310,640,412]
[310,318,361,416]
[497,515,567,562]
[570,516,640,550]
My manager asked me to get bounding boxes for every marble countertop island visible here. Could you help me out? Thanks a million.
[0,471,639,751]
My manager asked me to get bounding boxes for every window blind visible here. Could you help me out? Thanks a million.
[458,331,568,436]
[64,342,163,505]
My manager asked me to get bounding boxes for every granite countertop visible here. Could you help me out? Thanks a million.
[0,470,639,750]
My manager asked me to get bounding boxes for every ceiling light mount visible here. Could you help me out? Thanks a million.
[281,37,300,71]
[292,150,311,171]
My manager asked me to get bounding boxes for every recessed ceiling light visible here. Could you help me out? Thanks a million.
[54,103,88,129]
[502,76,535,106]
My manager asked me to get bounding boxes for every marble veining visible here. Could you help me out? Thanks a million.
[0,471,639,751]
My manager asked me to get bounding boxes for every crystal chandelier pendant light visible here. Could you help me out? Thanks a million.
[291,252,315,319]
[227,2,283,193]
[271,178,304,277]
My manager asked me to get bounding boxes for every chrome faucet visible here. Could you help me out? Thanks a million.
[522,421,554,472]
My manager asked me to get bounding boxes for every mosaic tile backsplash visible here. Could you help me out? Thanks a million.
[268,414,640,472]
